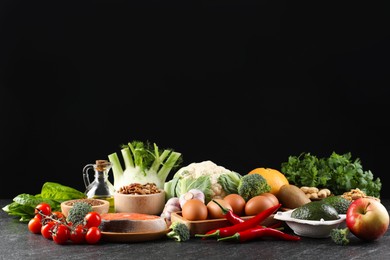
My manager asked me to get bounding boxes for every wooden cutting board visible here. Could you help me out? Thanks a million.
[171,211,279,237]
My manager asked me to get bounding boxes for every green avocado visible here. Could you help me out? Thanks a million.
[319,195,351,214]
[291,200,340,221]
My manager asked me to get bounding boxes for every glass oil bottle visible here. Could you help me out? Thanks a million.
[83,159,115,213]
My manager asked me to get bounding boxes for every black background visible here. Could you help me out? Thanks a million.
[1,1,389,199]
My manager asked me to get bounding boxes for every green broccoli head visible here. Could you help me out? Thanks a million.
[167,222,190,242]
[237,174,271,201]
[66,201,93,226]
[330,228,350,246]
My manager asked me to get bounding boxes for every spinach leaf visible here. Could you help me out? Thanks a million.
[2,182,86,222]
[41,182,85,201]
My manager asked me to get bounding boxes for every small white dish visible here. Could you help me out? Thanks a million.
[274,210,346,238]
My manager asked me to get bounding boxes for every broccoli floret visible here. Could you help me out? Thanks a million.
[167,222,190,242]
[66,201,93,226]
[330,228,350,246]
[237,174,271,201]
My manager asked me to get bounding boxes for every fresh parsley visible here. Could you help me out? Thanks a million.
[281,152,382,198]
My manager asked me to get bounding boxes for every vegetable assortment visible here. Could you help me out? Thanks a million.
[1,138,386,247]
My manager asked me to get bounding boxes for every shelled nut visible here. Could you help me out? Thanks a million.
[300,186,331,200]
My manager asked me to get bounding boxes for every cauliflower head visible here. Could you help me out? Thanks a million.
[164,160,242,203]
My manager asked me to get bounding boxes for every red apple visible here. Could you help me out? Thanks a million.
[346,197,389,241]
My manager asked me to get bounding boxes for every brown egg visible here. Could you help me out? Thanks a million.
[207,199,232,219]
[259,192,279,206]
[182,199,208,221]
[245,195,275,216]
[223,194,246,216]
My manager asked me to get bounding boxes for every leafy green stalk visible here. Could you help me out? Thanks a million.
[108,152,124,185]
[108,140,183,190]
[121,146,134,169]
[151,148,170,173]
[158,151,182,182]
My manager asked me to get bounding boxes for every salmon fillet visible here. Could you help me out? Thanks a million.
[100,212,167,233]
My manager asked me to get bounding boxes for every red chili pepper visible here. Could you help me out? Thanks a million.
[217,227,301,242]
[267,220,283,230]
[195,203,282,239]
[211,199,245,225]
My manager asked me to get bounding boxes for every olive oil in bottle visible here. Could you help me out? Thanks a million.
[83,160,115,213]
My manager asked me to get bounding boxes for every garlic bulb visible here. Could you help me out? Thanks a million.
[179,189,205,208]
[161,197,181,223]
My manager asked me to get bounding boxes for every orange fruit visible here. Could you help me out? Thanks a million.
[248,167,289,196]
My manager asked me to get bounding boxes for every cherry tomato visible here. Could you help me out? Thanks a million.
[28,217,42,234]
[85,226,101,244]
[70,224,86,244]
[52,224,70,245]
[35,203,52,219]
[51,211,65,221]
[84,212,101,228]
[41,221,55,240]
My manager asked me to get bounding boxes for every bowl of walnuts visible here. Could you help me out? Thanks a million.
[114,183,165,215]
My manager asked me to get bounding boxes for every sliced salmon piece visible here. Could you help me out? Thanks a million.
[100,212,167,233]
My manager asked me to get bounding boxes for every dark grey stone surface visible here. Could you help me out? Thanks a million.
[1,199,389,260]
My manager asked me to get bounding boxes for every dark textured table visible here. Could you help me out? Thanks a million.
[1,199,389,260]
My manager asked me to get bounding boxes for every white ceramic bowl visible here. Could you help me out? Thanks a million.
[273,209,346,238]
[114,190,166,215]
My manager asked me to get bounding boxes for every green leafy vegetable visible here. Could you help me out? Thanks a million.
[108,140,183,190]
[2,182,86,222]
[40,182,86,200]
[281,152,382,198]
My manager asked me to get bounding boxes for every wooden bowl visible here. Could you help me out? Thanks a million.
[114,190,165,215]
[61,198,110,217]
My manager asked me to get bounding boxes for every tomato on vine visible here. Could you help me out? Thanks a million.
[51,211,65,221]
[35,203,52,219]
[85,226,101,244]
[26,203,103,246]
[41,221,56,240]
[70,224,86,244]
[28,217,42,234]
[84,212,101,228]
[52,224,70,245]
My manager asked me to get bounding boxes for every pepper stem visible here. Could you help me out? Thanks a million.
[212,199,230,215]
[194,230,220,239]
[217,233,240,242]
